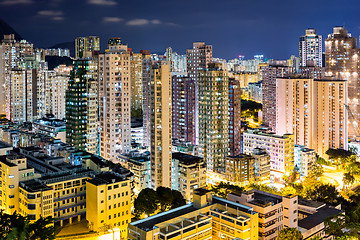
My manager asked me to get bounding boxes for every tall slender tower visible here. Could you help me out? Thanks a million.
[199,63,229,173]
[65,59,98,154]
[150,64,172,189]
[228,78,241,156]
[186,42,212,144]
[299,29,323,67]
[99,38,131,161]
[171,75,196,143]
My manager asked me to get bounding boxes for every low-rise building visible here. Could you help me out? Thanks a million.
[228,190,298,240]
[86,172,132,238]
[225,154,255,185]
[172,152,206,202]
[228,190,342,240]
[128,188,259,240]
[252,148,271,182]
[294,145,316,178]
[127,156,151,195]
[243,129,295,182]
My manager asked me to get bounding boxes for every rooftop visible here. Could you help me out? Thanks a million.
[20,179,52,193]
[298,198,325,209]
[87,172,127,186]
[212,196,255,215]
[298,207,342,230]
[131,204,198,232]
[172,152,203,165]
[242,190,282,207]
[0,155,17,167]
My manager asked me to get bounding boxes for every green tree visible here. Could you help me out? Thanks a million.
[277,227,303,240]
[211,182,244,198]
[343,172,355,189]
[0,211,55,240]
[324,213,360,239]
[134,188,159,217]
[134,187,186,218]
[303,183,340,205]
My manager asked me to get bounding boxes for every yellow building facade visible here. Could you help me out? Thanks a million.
[128,189,258,240]
[86,172,131,239]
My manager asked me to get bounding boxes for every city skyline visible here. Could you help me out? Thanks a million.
[0,0,359,59]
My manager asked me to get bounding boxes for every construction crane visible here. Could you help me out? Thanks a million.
[344,104,360,141]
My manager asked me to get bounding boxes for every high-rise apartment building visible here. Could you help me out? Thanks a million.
[325,26,359,138]
[99,38,131,161]
[172,152,206,202]
[47,65,72,120]
[65,59,98,154]
[313,78,348,157]
[171,75,196,144]
[198,63,229,173]
[130,52,148,111]
[276,77,314,147]
[75,36,100,59]
[0,35,34,119]
[141,50,152,148]
[275,76,348,157]
[150,64,172,189]
[261,65,292,131]
[299,29,323,67]
[186,42,212,144]
[228,78,241,155]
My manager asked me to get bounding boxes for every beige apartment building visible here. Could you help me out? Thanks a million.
[243,130,294,181]
[150,64,172,189]
[130,53,144,111]
[99,38,131,161]
[275,76,348,158]
[313,79,348,157]
[172,152,206,202]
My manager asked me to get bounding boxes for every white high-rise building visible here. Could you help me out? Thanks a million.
[299,29,323,67]
[99,38,131,161]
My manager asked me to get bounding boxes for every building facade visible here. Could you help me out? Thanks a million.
[299,29,323,67]
[186,42,213,145]
[198,64,229,173]
[65,59,98,154]
[99,39,131,161]
[150,64,172,189]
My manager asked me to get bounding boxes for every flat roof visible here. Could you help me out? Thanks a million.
[172,152,203,165]
[0,155,16,167]
[212,196,255,215]
[20,179,52,192]
[298,198,325,209]
[298,207,342,230]
[131,204,198,231]
[87,172,127,186]
[241,190,282,207]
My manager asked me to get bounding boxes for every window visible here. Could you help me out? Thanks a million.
[108,196,111,200]
[27,194,35,199]
[28,204,36,210]
[28,214,36,220]
[109,215,111,220]
[9,185,14,189]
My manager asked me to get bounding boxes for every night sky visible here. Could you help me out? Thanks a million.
[0,0,359,59]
